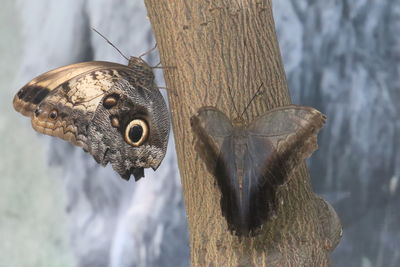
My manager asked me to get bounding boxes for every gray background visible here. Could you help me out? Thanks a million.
[0,1,398,267]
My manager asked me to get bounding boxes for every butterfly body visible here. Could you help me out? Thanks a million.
[13,57,170,181]
[191,105,326,235]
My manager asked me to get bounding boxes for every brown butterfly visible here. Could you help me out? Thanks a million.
[191,87,326,235]
[13,56,170,181]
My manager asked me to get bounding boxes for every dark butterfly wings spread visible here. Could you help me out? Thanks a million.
[192,105,326,235]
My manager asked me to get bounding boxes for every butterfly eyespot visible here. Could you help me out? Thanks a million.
[110,116,120,128]
[49,110,58,120]
[103,94,119,109]
[34,108,41,117]
[124,119,149,147]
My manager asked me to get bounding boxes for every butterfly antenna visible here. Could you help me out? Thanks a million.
[139,43,158,59]
[240,83,264,118]
[227,86,241,118]
[91,27,129,61]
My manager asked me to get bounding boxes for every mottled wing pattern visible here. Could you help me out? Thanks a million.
[13,61,133,116]
[13,58,169,181]
[13,61,138,149]
[86,79,170,180]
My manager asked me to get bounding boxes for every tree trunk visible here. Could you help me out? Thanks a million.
[144,0,342,266]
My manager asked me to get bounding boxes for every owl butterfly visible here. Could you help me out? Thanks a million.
[191,88,326,235]
[13,56,170,181]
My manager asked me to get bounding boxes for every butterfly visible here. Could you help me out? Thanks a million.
[13,56,170,181]
[191,88,326,235]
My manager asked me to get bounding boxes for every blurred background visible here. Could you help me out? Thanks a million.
[0,0,398,267]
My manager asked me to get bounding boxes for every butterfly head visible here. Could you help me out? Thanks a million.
[231,116,247,128]
[227,83,264,128]
[128,56,152,72]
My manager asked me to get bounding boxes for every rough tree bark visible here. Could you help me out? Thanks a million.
[144,0,342,266]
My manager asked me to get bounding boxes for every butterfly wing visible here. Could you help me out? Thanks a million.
[192,105,326,235]
[191,107,254,234]
[13,61,141,148]
[190,106,233,169]
[238,105,326,232]
[13,61,169,180]
[247,105,326,170]
[13,61,138,116]
[86,79,169,180]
